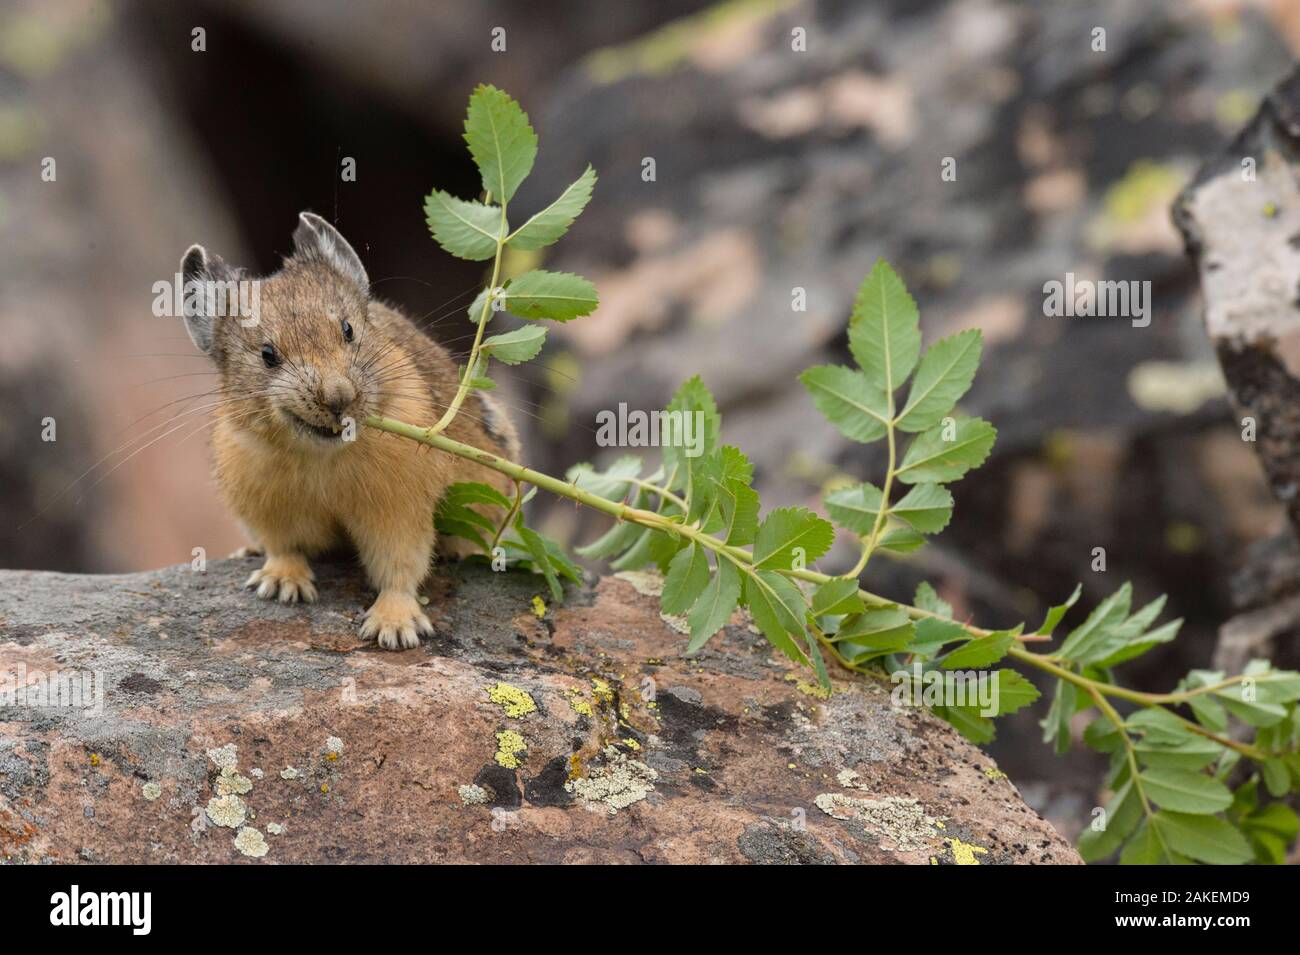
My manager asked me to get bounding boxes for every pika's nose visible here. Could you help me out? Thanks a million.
[319,375,356,419]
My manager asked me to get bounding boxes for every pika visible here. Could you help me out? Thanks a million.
[179,212,519,649]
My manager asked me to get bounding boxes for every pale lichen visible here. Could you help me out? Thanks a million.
[205,794,247,829]
[495,729,527,769]
[234,826,268,858]
[141,782,162,801]
[206,743,238,771]
[567,745,658,814]
[325,735,344,755]
[280,766,300,780]
[457,783,489,805]
[813,792,939,853]
[265,822,284,836]
[614,569,663,596]
[487,682,537,719]
[216,767,253,796]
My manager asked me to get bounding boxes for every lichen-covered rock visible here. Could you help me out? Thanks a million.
[0,559,1077,864]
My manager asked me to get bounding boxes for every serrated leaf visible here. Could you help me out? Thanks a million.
[895,329,983,433]
[910,617,968,658]
[515,521,562,601]
[441,481,513,510]
[1078,779,1142,862]
[1139,767,1233,814]
[424,190,504,260]
[464,84,537,203]
[481,325,547,365]
[940,630,1015,669]
[824,483,883,535]
[832,607,912,649]
[811,578,865,617]
[848,259,921,392]
[717,480,760,546]
[914,581,952,617]
[752,507,835,571]
[1057,583,1132,663]
[1036,584,1082,636]
[687,558,740,653]
[799,365,890,443]
[1150,812,1253,864]
[744,570,811,665]
[896,416,996,484]
[1119,819,1169,864]
[891,483,953,534]
[992,670,1040,715]
[663,376,721,495]
[567,455,643,501]
[661,543,710,616]
[508,165,596,249]
[878,527,926,553]
[932,705,996,744]
[503,270,598,322]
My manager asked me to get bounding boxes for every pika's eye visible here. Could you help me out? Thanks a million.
[341,318,354,343]
[261,343,281,368]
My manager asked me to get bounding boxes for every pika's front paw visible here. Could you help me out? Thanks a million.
[360,591,433,650]
[245,555,317,604]
[229,544,265,559]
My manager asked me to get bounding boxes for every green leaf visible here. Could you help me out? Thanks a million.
[1213,688,1287,727]
[508,165,597,249]
[503,270,599,322]
[752,507,834,571]
[1139,767,1233,814]
[896,416,997,484]
[717,480,760,546]
[940,630,1015,669]
[824,483,883,535]
[481,325,547,365]
[833,608,913,650]
[878,527,926,553]
[811,578,866,617]
[661,543,710,616]
[1036,584,1082,636]
[743,570,811,665]
[848,259,921,393]
[1119,819,1169,864]
[1078,779,1142,862]
[1040,678,1075,754]
[895,330,983,433]
[424,190,504,260]
[464,84,537,203]
[568,455,644,502]
[1057,583,1132,664]
[910,617,968,658]
[663,376,721,495]
[687,558,741,653]
[799,365,890,443]
[914,581,952,618]
[441,481,513,510]
[1240,803,1299,864]
[932,705,996,744]
[891,483,953,534]
[1150,812,1253,864]
[992,669,1040,715]
[515,521,563,601]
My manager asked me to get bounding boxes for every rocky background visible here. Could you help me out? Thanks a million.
[1,0,1298,849]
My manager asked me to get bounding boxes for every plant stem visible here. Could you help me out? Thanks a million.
[429,200,508,436]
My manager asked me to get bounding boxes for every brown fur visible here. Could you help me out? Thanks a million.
[190,218,517,649]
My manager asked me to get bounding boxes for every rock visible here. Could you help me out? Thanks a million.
[1175,66,1300,672]
[0,559,1076,864]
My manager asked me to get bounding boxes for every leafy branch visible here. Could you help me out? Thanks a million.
[364,85,1300,866]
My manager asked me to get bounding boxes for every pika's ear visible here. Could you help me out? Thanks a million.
[292,212,369,292]
[179,244,237,354]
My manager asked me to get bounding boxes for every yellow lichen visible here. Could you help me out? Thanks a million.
[794,679,831,700]
[945,837,989,865]
[622,738,641,751]
[495,729,527,769]
[565,688,593,716]
[487,682,537,718]
[983,767,1007,780]
[590,678,614,704]
[88,753,100,767]
[531,595,547,618]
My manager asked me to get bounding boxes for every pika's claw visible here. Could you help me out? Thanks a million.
[229,545,265,559]
[360,591,433,650]
[245,555,317,604]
